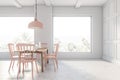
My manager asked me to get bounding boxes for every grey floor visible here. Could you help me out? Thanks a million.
[0,59,120,80]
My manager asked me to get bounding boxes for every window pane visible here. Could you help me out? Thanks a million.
[53,17,91,52]
[0,17,34,52]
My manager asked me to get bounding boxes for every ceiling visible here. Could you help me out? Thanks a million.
[0,0,108,8]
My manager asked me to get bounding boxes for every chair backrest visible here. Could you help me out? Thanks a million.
[41,43,48,48]
[16,43,35,51]
[8,43,15,58]
[16,43,35,59]
[53,43,59,56]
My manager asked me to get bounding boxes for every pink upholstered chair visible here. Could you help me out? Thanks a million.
[16,43,38,80]
[44,43,59,71]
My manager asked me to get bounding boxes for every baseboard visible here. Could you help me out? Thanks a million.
[102,56,116,63]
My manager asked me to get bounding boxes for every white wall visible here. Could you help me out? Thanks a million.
[0,6,103,60]
[0,7,33,17]
[116,0,120,63]
[103,0,120,63]
[53,7,103,59]
[34,6,53,53]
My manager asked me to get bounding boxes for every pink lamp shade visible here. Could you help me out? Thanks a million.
[28,19,43,29]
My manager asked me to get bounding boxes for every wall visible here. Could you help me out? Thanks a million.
[34,6,53,53]
[0,7,33,17]
[117,0,120,63]
[103,0,120,63]
[53,7,103,59]
[0,6,103,59]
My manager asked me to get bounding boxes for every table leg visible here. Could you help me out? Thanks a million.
[17,53,21,79]
[41,53,44,72]
[47,50,49,63]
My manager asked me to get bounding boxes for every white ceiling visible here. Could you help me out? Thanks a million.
[0,0,108,8]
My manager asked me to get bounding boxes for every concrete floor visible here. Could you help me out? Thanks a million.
[0,59,120,80]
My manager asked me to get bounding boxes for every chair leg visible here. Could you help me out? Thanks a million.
[25,62,29,69]
[12,61,15,69]
[17,62,21,80]
[31,62,33,80]
[8,60,13,72]
[45,58,48,66]
[53,59,58,71]
[43,58,47,71]
[53,59,57,71]
[22,62,25,77]
[55,59,58,69]
[35,61,39,73]
[17,61,19,67]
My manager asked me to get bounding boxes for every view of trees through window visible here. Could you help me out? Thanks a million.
[53,17,91,52]
[0,17,34,52]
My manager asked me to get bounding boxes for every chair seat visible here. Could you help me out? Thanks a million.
[45,55,56,59]
[12,55,19,58]
[21,58,37,62]
[12,55,25,59]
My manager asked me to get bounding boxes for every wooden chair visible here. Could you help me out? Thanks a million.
[44,43,59,71]
[16,43,38,80]
[41,43,48,48]
[8,43,18,72]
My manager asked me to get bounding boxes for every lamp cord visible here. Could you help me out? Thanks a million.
[35,0,37,19]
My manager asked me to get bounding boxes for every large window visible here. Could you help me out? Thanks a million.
[0,17,34,52]
[53,17,91,52]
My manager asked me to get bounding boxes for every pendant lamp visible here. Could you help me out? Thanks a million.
[28,0,43,29]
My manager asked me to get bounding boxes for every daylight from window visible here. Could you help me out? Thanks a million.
[0,17,34,52]
[53,17,91,52]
